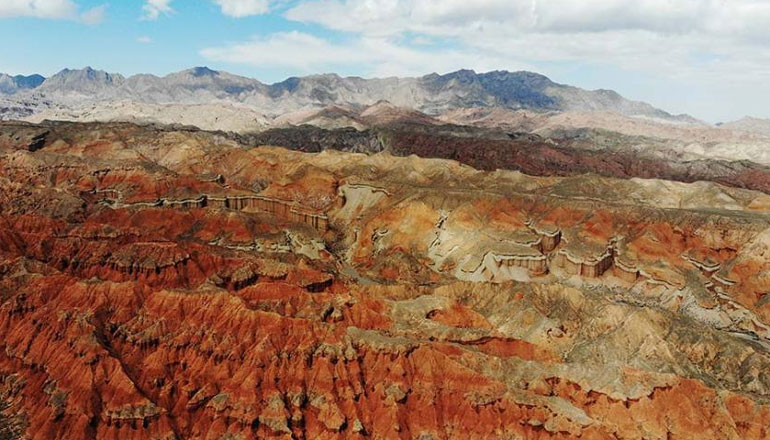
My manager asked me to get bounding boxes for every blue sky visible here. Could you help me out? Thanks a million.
[0,1,310,78]
[2,0,770,122]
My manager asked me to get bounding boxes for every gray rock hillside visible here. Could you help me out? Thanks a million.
[3,66,689,120]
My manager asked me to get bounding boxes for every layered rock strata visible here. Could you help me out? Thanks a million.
[1,121,770,440]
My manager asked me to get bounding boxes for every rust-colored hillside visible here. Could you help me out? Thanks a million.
[1,121,769,439]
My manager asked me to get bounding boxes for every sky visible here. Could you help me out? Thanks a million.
[1,0,769,123]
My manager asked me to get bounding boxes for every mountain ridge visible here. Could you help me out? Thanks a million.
[0,66,696,122]
[0,73,45,94]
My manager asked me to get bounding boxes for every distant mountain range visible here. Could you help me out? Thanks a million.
[0,73,45,94]
[0,66,695,122]
[4,66,770,168]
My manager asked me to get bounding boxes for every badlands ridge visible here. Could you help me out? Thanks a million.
[0,120,769,439]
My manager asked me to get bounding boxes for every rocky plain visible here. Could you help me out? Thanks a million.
[1,69,770,440]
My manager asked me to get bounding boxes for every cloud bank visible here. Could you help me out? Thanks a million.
[0,0,105,23]
[200,0,770,84]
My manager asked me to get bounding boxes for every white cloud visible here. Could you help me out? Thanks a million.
[0,0,76,19]
[200,31,531,77]
[0,0,106,23]
[141,0,173,20]
[213,0,270,17]
[80,4,105,24]
[284,0,770,40]
[136,36,153,44]
[202,32,361,70]
[279,0,770,87]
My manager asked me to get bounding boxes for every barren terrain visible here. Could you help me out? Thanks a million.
[1,121,769,439]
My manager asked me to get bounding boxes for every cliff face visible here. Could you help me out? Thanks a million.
[1,121,770,440]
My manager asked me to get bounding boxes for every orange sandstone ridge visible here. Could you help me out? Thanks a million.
[0,121,770,439]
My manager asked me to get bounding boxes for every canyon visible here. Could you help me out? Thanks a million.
[1,120,770,439]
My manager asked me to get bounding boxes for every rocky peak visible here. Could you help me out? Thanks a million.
[38,67,125,96]
[268,76,302,97]
[188,66,219,77]
[0,73,45,94]
[156,67,263,98]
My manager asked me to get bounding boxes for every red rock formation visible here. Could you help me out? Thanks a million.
[554,246,615,278]
[0,121,769,440]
